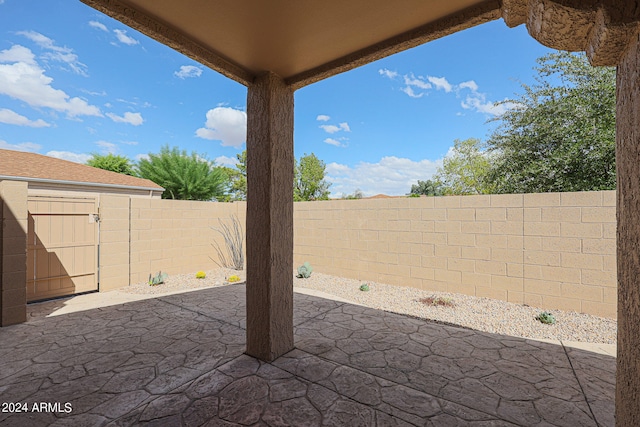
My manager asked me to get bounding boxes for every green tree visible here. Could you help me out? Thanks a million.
[409,179,444,197]
[432,138,495,195]
[294,153,331,201]
[341,189,364,199]
[86,153,136,176]
[219,150,247,202]
[230,150,247,200]
[137,145,228,200]
[487,51,616,193]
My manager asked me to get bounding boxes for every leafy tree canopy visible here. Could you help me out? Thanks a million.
[294,153,331,201]
[87,153,136,176]
[220,150,247,202]
[433,138,495,195]
[409,180,445,197]
[487,51,616,193]
[341,189,364,200]
[137,145,228,201]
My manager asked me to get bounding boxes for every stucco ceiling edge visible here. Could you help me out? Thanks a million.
[79,0,255,87]
[286,0,502,90]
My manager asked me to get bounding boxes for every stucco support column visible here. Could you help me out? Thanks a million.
[245,72,294,361]
[616,31,640,427]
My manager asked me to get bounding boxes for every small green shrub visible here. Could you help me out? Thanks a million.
[149,271,168,286]
[359,283,370,292]
[227,275,240,283]
[536,311,556,325]
[297,262,313,278]
[195,271,206,279]
[419,296,455,307]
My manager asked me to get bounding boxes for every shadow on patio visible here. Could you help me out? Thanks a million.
[0,285,614,426]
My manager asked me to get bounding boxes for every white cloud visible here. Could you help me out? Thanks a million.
[0,45,102,117]
[326,156,442,197]
[174,65,202,79]
[113,29,139,46]
[428,76,453,92]
[378,68,398,79]
[0,108,50,127]
[319,124,340,134]
[195,106,247,148]
[0,140,41,152]
[106,111,144,126]
[116,98,150,108]
[95,140,118,154]
[121,140,138,145]
[324,138,343,147]
[319,120,351,135]
[81,89,107,96]
[17,31,88,76]
[381,69,511,117]
[89,21,108,32]
[399,74,453,98]
[461,94,517,116]
[214,155,238,167]
[316,114,330,122]
[46,150,91,163]
[459,80,479,92]
[0,44,36,64]
[404,74,431,90]
[401,86,423,98]
[135,153,149,162]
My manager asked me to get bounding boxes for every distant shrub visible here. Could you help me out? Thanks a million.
[211,214,244,270]
[297,262,313,278]
[359,283,370,292]
[149,271,168,286]
[419,295,455,307]
[536,311,556,325]
[227,275,240,283]
[196,271,206,279]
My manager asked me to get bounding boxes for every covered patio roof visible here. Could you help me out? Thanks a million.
[80,0,501,88]
[79,0,636,88]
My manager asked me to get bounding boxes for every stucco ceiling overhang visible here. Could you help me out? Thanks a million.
[80,0,502,89]
[80,0,640,89]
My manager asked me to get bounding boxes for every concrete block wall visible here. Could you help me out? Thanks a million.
[95,191,615,318]
[99,195,131,291]
[0,180,28,326]
[127,199,244,284]
[293,191,616,318]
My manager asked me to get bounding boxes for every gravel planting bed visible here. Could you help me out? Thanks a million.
[123,269,616,344]
[122,268,246,295]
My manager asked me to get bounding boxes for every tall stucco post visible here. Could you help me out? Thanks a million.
[245,72,294,361]
[616,31,640,426]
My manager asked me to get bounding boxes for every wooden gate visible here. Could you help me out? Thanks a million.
[27,196,99,302]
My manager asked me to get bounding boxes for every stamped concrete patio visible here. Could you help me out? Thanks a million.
[0,284,615,426]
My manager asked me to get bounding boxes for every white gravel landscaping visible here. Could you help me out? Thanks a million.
[122,268,616,344]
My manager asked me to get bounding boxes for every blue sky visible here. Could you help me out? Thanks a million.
[0,0,555,196]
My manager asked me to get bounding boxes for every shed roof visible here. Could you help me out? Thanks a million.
[0,149,163,191]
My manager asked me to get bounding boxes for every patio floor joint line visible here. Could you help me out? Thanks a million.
[155,295,245,329]
[561,340,600,426]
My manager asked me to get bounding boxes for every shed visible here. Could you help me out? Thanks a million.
[0,148,163,198]
[0,148,163,302]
